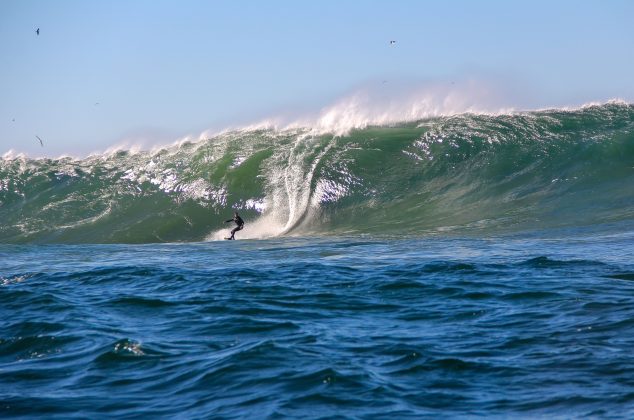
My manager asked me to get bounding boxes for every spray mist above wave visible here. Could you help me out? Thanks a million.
[214,79,516,139]
[0,78,615,160]
[91,93,629,158]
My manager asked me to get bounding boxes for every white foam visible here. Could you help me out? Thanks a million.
[534,98,630,113]
[2,149,27,160]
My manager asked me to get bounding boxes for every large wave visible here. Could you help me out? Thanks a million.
[1,102,633,243]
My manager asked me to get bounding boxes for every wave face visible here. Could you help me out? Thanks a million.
[1,102,633,243]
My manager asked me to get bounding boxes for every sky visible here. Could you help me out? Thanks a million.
[1,0,633,157]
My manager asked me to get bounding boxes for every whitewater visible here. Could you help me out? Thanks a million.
[2,101,634,418]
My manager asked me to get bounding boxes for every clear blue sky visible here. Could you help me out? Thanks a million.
[1,0,633,156]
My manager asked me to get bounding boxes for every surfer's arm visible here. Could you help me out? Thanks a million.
[224,219,234,223]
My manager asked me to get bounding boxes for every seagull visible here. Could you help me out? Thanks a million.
[36,28,40,36]
[389,40,396,45]
[36,135,43,147]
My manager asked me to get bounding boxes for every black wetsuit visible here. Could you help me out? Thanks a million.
[225,215,244,240]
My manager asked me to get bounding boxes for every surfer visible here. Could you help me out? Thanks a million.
[224,211,244,240]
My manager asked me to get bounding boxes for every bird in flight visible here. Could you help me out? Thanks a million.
[36,28,40,36]
[36,135,43,147]
[389,40,396,45]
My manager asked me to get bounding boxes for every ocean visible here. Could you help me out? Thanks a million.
[2,102,634,418]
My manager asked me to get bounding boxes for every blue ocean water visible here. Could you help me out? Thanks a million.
[2,103,634,417]
[2,229,634,418]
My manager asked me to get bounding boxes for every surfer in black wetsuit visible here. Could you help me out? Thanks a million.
[224,211,244,240]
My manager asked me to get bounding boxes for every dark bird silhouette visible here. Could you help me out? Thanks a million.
[36,28,40,36]
[36,135,43,147]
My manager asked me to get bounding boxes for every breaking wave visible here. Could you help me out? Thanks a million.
[1,102,633,243]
